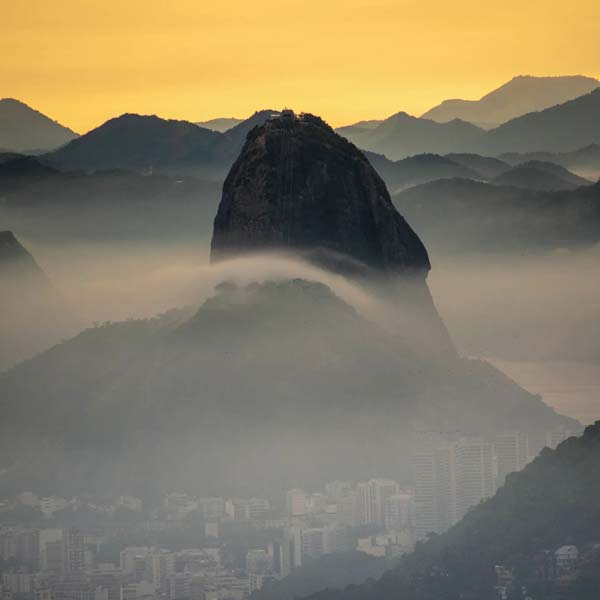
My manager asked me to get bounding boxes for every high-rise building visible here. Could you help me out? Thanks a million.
[246,549,271,575]
[335,491,359,527]
[325,481,353,502]
[369,479,398,526]
[42,539,65,573]
[454,437,494,521]
[286,489,307,517]
[120,580,156,600]
[412,443,456,539]
[356,479,398,526]
[198,497,225,521]
[149,550,175,593]
[494,431,529,488]
[2,572,36,596]
[89,565,122,600]
[166,572,192,600]
[301,529,325,561]
[356,482,373,525]
[0,528,40,568]
[63,529,85,573]
[247,498,270,520]
[278,530,295,577]
[305,493,327,514]
[384,493,415,534]
[225,498,249,521]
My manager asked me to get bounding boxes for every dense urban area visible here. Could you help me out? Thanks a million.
[0,428,582,600]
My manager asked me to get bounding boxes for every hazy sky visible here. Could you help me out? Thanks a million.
[3,0,599,133]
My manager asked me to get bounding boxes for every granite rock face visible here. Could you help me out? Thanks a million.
[211,112,431,278]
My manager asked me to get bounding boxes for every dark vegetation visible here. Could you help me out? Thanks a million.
[307,421,600,600]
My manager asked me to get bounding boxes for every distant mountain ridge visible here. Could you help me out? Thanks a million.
[393,177,600,255]
[336,113,484,161]
[195,117,244,132]
[422,75,600,128]
[0,98,78,153]
[492,160,591,190]
[0,231,79,370]
[363,151,484,192]
[337,89,600,160]
[482,88,600,154]
[500,143,600,179]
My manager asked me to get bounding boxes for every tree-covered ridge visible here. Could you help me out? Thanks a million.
[307,421,600,600]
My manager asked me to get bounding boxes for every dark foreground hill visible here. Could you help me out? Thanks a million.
[307,421,600,600]
[0,278,574,497]
[251,552,388,600]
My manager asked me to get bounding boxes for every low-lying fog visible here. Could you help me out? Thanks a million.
[5,238,600,424]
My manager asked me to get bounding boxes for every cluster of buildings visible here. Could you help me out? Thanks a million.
[0,525,255,600]
[0,428,580,600]
[0,478,414,600]
[411,428,579,539]
[495,544,593,599]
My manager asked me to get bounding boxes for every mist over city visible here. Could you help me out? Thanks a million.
[1,2,600,599]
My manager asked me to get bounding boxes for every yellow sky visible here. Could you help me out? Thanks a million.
[2,0,599,134]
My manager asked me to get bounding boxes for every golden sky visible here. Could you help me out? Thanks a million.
[2,0,599,134]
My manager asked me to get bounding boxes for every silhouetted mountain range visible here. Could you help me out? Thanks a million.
[6,85,594,181]
[336,113,484,161]
[392,178,600,255]
[364,152,483,192]
[421,75,599,128]
[501,143,600,178]
[307,421,600,600]
[492,160,590,191]
[0,158,221,241]
[483,88,600,154]
[46,113,223,175]
[444,153,511,179]
[338,89,600,160]
[0,98,78,153]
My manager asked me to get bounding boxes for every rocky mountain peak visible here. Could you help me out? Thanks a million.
[211,111,431,278]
